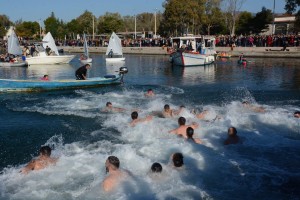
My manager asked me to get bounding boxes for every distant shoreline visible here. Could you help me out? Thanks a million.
[61,46,300,58]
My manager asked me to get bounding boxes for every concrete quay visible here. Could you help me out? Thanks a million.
[61,46,300,58]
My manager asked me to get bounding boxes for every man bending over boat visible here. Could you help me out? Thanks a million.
[21,146,57,174]
[75,64,91,80]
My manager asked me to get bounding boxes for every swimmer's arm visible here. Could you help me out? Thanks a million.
[168,128,177,134]
[102,178,112,192]
[194,138,202,144]
[191,122,199,129]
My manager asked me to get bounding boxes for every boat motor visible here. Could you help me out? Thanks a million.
[119,67,128,75]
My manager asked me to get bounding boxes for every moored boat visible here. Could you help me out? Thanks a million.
[170,36,216,67]
[0,67,128,92]
[105,32,125,62]
[79,33,93,64]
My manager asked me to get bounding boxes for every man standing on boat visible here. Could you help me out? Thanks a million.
[75,64,91,80]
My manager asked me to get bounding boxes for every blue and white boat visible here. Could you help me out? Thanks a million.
[0,67,128,92]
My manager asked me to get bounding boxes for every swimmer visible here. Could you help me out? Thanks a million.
[172,105,186,116]
[171,153,184,168]
[162,104,174,118]
[40,74,49,81]
[103,102,126,112]
[130,111,153,127]
[195,110,208,119]
[294,111,300,118]
[21,146,58,174]
[242,101,265,113]
[224,127,240,145]
[102,156,131,192]
[186,127,202,144]
[145,89,155,97]
[151,162,163,173]
[169,117,199,138]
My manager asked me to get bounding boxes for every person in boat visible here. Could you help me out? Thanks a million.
[23,46,30,56]
[108,49,113,58]
[102,156,131,192]
[45,45,52,56]
[41,75,49,81]
[80,54,87,60]
[103,102,126,112]
[294,111,300,118]
[30,44,36,56]
[186,127,202,144]
[145,89,155,97]
[21,146,58,174]
[130,111,153,127]
[169,117,199,138]
[224,127,240,145]
[75,64,91,80]
[242,101,265,113]
[170,153,184,168]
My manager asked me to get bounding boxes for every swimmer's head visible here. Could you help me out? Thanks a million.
[164,104,170,111]
[131,111,138,120]
[294,111,300,118]
[151,162,162,173]
[242,101,249,105]
[106,102,112,107]
[228,127,237,137]
[178,117,186,126]
[186,127,194,138]
[39,146,51,157]
[172,153,184,167]
[106,156,120,170]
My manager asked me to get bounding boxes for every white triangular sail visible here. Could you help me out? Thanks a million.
[83,33,89,58]
[7,30,22,55]
[105,32,123,56]
[42,32,59,55]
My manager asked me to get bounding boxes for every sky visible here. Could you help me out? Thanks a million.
[0,0,287,23]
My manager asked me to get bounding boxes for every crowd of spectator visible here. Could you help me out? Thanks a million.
[1,34,300,51]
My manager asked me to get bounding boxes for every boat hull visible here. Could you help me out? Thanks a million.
[25,55,75,65]
[0,75,123,92]
[106,57,125,62]
[0,62,28,67]
[80,58,93,64]
[171,52,215,66]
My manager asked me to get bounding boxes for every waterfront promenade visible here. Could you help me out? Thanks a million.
[62,46,300,58]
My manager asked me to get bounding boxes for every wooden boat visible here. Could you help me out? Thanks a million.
[0,67,128,92]
[169,36,216,66]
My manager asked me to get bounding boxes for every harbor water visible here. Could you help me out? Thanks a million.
[0,54,299,200]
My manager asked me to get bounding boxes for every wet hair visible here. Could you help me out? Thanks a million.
[242,101,249,105]
[186,127,194,138]
[85,64,90,67]
[106,102,112,107]
[39,146,52,157]
[178,117,186,126]
[164,104,170,110]
[131,111,138,120]
[151,162,162,173]
[180,105,185,108]
[107,156,120,169]
[172,153,184,167]
[294,111,300,116]
[147,89,153,93]
[228,127,237,136]
[43,75,48,78]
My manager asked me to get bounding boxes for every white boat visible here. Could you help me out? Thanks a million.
[0,29,27,67]
[170,36,216,67]
[25,32,75,65]
[80,33,92,64]
[105,32,125,62]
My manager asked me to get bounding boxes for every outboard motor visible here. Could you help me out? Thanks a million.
[119,67,128,75]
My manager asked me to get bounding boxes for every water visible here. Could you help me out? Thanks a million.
[0,54,300,200]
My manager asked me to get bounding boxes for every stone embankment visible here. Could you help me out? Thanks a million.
[60,46,300,58]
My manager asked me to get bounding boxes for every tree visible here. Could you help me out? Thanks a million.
[203,0,225,35]
[15,21,40,38]
[251,7,273,34]
[222,0,246,35]
[76,10,94,34]
[285,0,300,31]
[97,12,124,34]
[236,11,253,35]
[0,15,12,38]
[160,0,205,36]
[44,12,60,38]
